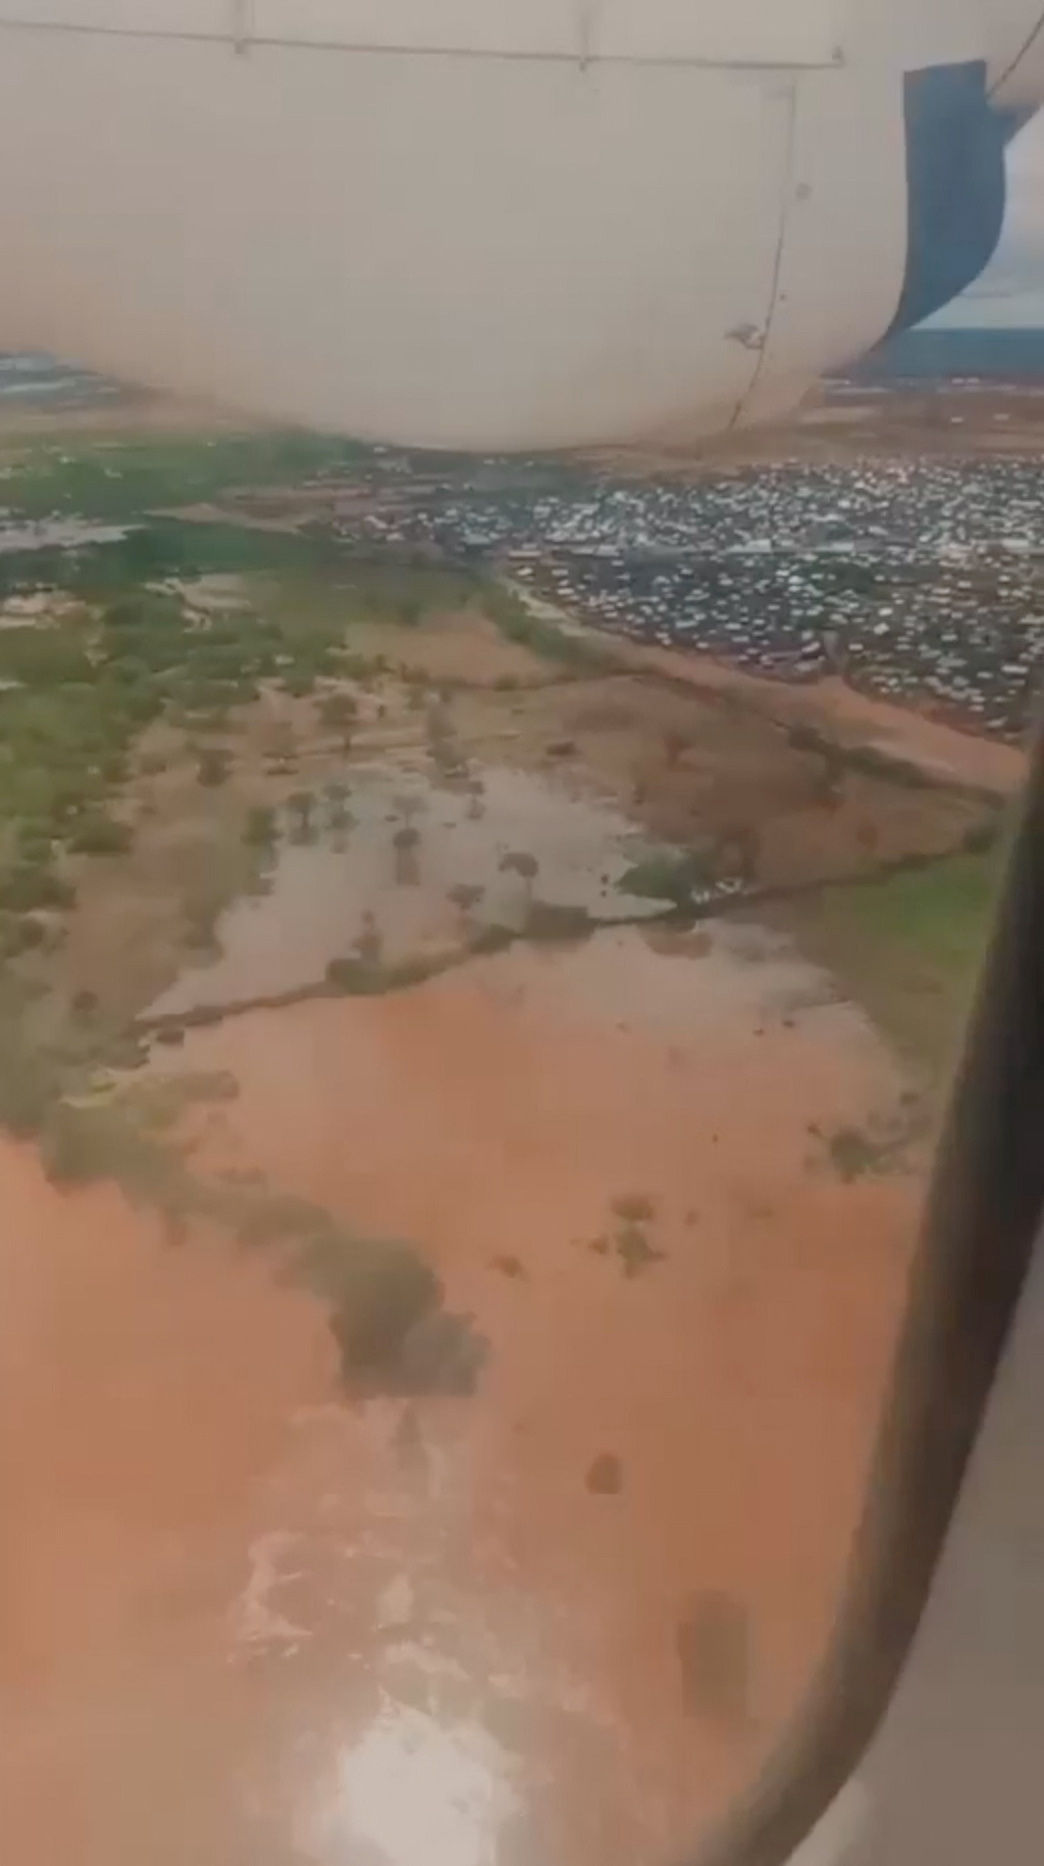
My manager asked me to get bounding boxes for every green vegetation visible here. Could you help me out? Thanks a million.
[243,803,279,848]
[196,747,233,788]
[0,425,1006,1407]
[522,901,599,943]
[11,1040,480,1395]
[614,1220,666,1278]
[826,1126,897,1183]
[298,1230,441,1384]
[235,1190,336,1251]
[392,823,422,885]
[448,882,484,931]
[612,1192,657,1224]
[619,848,715,907]
[467,923,516,957]
[782,849,1005,1072]
[0,457,500,971]
[0,1016,65,1137]
[499,849,539,899]
[0,863,75,912]
[0,434,370,523]
[67,814,133,856]
[318,690,357,731]
[0,434,508,1182]
[483,584,612,671]
[0,434,618,1404]
[325,950,451,997]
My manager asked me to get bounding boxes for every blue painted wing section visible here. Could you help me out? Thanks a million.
[889,61,1015,335]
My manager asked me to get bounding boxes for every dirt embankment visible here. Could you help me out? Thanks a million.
[605,644,1027,799]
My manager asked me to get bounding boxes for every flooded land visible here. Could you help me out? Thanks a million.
[0,416,1023,1865]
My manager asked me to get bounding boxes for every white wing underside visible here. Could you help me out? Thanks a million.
[0,1,1034,449]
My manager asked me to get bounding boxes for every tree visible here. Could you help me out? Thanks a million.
[243,804,278,848]
[448,882,484,932]
[68,814,132,857]
[286,789,316,838]
[500,850,539,901]
[355,910,384,967]
[264,719,296,761]
[426,698,453,744]
[394,791,425,826]
[393,824,422,886]
[714,825,760,885]
[324,779,354,834]
[318,690,358,731]
[196,746,232,788]
[462,776,486,822]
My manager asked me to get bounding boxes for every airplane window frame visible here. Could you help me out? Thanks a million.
[687,729,1044,1866]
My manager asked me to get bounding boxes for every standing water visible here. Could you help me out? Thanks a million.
[0,883,916,1864]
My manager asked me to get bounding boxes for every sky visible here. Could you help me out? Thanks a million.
[933,114,1044,326]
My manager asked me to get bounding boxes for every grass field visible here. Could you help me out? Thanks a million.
[781,847,1008,1076]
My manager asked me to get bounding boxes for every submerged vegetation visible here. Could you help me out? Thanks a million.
[0,434,636,1393]
[0,426,1009,1388]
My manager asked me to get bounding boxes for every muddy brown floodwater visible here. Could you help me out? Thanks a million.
[1,882,920,1866]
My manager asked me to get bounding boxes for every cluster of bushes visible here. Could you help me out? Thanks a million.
[483,582,611,670]
[0,435,372,524]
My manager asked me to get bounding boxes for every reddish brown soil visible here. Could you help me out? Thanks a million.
[1,929,920,1866]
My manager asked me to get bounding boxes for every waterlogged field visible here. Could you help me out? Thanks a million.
[0,430,1009,1866]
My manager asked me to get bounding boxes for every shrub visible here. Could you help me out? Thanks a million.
[0,914,46,956]
[468,924,515,957]
[449,882,484,919]
[523,902,596,943]
[827,1126,891,1182]
[281,670,317,698]
[317,691,358,731]
[612,1192,656,1224]
[298,1231,442,1384]
[0,1049,60,1137]
[242,804,278,848]
[69,815,132,856]
[619,849,713,907]
[962,818,1003,856]
[615,1222,664,1278]
[40,1103,182,1199]
[236,1192,334,1249]
[499,850,539,898]
[0,865,75,912]
[196,747,232,788]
